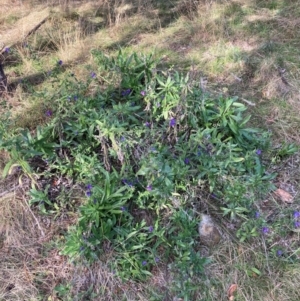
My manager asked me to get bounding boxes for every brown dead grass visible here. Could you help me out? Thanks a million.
[0,186,71,300]
[199,236,300,301]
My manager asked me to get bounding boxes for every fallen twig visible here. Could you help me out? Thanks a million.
[240,98,256,106]
[22,195,45,237]
[24,16,49,40]
[0,185,19,198]
[0,16,49,55]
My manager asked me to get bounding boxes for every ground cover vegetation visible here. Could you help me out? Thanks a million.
[1,0,300,300]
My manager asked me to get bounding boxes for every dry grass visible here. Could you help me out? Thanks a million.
[166,228,297,301]
[0,181,70,300]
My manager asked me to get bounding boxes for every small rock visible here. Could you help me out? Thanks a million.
[274,188,293,203]
[198,214,221,247]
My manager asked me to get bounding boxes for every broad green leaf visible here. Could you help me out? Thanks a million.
[232,157,245,162]
[2,160,15,178]
[251,267,261,275]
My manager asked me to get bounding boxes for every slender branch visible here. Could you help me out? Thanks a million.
[0,185,18,198]
[241,98,256,106]
[24,16,48,40]
[0,16,49,55]
[22,195,45,237]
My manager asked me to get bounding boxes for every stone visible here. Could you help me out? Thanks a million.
[198,214,221,247]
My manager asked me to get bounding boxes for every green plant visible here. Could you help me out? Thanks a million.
[54,284,71,300]
[62,168,133,259]
[272,142,298,162]
[29,185,53,214]
[168,209,210,300]
[0,50,279,284]
[236,220,259,242]
[112,219,167,280]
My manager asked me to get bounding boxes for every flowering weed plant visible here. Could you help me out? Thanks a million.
[0,50,290,290]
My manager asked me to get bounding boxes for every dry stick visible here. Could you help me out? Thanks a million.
[24,16,49,40]
[240,98,256,106]
[0,15,49,96]
[0,16,49,55]
[21,193,45,237]
[0,185,19,198]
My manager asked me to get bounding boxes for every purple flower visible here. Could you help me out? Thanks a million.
[93,199,97,204]
[142,261,147,266]
[90,72,96,79]
[256,149,262,155]
[149,226,154,233]
[169,118,176,127]
[294,221,300,228]
[184,158,190,164]
[145,121,150,127]
[146,185,152,191]
[293,211,300,219]
[5,47,10,53]
[122,179,133,187]
[255,212,260,218]
[276,250,283,256]
[121,89,131,97]
[155,257,160,263]
[262,226,269,234]
[121,206,126,212]
[45,109,52,117]
[58,60,63,66]
[211,193,218,199]
[73,95,78,101]
[140,90,146,96]
[86,184,93,197]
